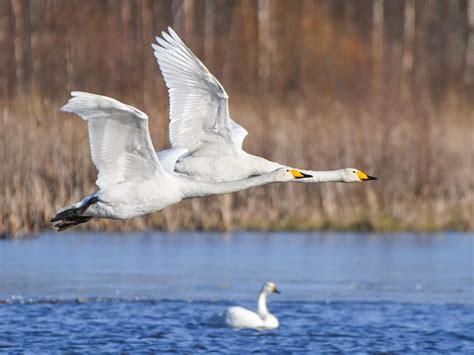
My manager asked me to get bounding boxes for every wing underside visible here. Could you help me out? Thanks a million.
[153,27,248,155]
[61,91,164,188]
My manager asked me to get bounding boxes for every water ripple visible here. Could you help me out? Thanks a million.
[1,300,472,353]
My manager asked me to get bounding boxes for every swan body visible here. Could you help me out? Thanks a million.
[152,28,377,184]
[51,92,312,231]
[224,306,279,330]
[222,282,280,330]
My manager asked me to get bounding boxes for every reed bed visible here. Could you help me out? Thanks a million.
[1,0,473,237]
[1,92,472,237]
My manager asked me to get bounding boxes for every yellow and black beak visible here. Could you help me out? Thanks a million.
[357,171,378,181]
[287,169,313,179]
[273,287,281,294]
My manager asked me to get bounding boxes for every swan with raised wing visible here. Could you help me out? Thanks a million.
[152,28,377,184]
[51,92,312,231]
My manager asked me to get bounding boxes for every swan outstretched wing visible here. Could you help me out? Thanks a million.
[152,27,248,155]
[61,92,164,189]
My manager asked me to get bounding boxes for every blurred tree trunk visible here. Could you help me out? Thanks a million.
[0,0,470,104]
[135,0,145,107]
[240,0,259,94]
[12,0,31,96]
[271,0,302,98]
[204,0,216,72]
[401,0,415,100]
[173,0,193,38]
[413,0,446,101]
[299,0,317,96]
[465,0,474,95]
[371,0,383,97]
[352,0,373,41]
[152,0,173,30]
[258,0,272,96]
[192,0,206,60]
[225,0,258,94]
[383,0,404,100]
[444,0,469,99]
[35,0,59,97]
[172,0,206,58]
[326,0,346,23]
[351,0,373,97]
[0,0,17,98]
[149,0,173,102]
[121,0,144,104]
[214,0,235,85]
[140,0,154,108]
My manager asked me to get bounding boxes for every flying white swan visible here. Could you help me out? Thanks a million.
[220,282,280,330]
[51,92,312,231]
[152,28,377,184]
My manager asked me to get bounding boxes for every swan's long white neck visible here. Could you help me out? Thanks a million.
[247,153,347,183]
[293,169,345,183]
[257,290,269,317]
[179,173,276,199]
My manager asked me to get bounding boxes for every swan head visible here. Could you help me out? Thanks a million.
[274,168,312,181]
[270,168,312,182]
[342,168,377,183]
[262,282,281,295]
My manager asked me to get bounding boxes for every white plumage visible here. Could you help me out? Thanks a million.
[219,282,280,330]
[52,92,312,231]
[153,28,377,184]
[61,92,163,189]
[156,148,189,173]
[152,29,239,155]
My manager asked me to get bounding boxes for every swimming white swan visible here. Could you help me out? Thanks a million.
[51,92,312,231]
[222,282,280,330]
[152,28,377,184]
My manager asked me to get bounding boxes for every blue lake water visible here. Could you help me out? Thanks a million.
[0,232,473,352]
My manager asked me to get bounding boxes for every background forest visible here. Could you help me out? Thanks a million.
[1,0,473,236]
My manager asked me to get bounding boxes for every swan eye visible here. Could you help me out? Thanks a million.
[352,170,356,173]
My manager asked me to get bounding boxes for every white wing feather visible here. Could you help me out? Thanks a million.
[224,306,263,329]
[152,27,248,154]
[156,148,189,173]
[61,91,164,189]
[231,121,248,149]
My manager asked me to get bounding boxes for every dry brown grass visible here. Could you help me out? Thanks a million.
[1,91,472,237]
[1,0,473,237]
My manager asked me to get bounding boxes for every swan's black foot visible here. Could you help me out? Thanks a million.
[51,196,99,223]
[54,217,93,232]
[51,196,99,231]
